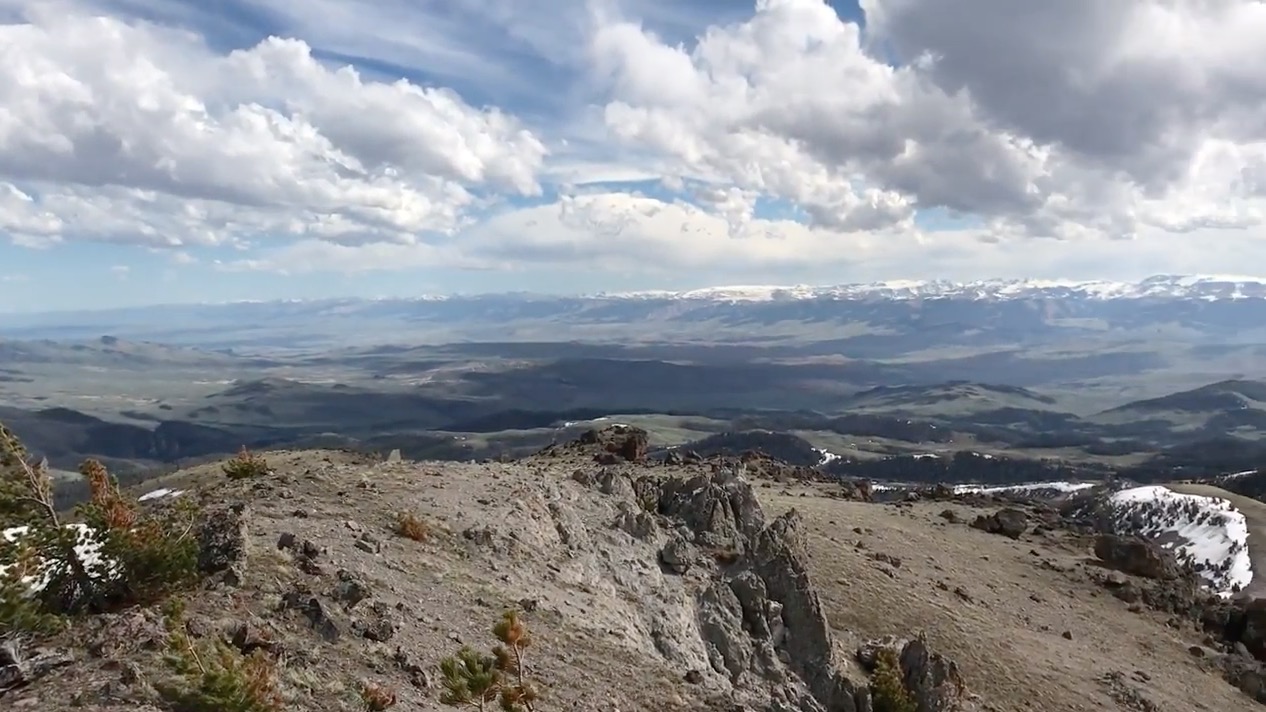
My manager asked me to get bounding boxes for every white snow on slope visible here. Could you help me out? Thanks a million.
[814,448,841,466]
[954,482,1096,495]
[138,487,184,502]
[0,523,112,593]
[1108,486,1252,597]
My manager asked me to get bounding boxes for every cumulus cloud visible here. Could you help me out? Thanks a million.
[590,0,1266,241]
[2,0,1266,287]
[220,190,1266,285]
[0,7,546,248]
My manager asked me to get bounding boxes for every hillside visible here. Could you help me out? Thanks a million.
[4,429,1266,710]
[1093,380,1266,435]
[840,381,1061,417]
[0,405,252,474]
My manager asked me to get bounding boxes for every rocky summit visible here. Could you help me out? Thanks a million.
[3,426,1266,711]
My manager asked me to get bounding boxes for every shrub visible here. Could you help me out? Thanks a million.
[159,599,284,712]
[394,512,430,542]
[439,610,541,711]
[870,647,917,712]
[0,424,200,631]
[359,680,398,710]
[222,447,271,480]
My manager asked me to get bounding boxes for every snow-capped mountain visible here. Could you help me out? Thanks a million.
[3,274,1265,352]
[599,274,1266,303]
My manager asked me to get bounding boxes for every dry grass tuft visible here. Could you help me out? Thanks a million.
[394,512,431,542]
[359,680,398,710]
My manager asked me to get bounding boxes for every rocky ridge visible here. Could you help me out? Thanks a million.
[2,427,969,711]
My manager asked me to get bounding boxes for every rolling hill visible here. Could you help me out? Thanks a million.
[1092,379,1266,436]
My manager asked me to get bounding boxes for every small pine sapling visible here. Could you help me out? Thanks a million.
[222,447,271,480]
[0,423,72,633]
[78,459,201,607]
[439,610,541,711]
[869,647,917,712]
[159,599,284,712]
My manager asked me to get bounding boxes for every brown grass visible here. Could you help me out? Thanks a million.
[359,680,398,711]
[761,485,1253,712]
[394,511,431,542]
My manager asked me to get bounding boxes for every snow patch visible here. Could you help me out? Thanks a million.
[137,487,184,502]
[814,447,841,466]
[1,523,113,593]
[1107,485,1252,597]
[954,481,1096,495]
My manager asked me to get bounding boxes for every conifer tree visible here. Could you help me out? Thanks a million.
[870,647,917,712]
[1,422,200,632]
[440,610,541,711]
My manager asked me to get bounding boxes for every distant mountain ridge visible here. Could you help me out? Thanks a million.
[599,274,1266,303]
[4,274,1266,354]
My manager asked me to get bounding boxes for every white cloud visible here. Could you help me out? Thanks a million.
[589,0,1266,241]
[2,0,1266,293]
[223,191,1266,285]
[0,6,546,248]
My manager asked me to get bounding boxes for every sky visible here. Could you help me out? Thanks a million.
[2,0,1266,311]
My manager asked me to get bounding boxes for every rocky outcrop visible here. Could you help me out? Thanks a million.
[658,469,766,555]
[585,425,649,463]
[856,635,967,712]
[538,424,651,464]
[1093,534,1179,580]
[683,471,860,709]
[196,502,248,585]
[969,508,1028,539]
[1198,598,1266,704]
[646,469,966,712]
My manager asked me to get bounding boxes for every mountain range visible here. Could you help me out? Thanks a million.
[3,274,1265,350]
